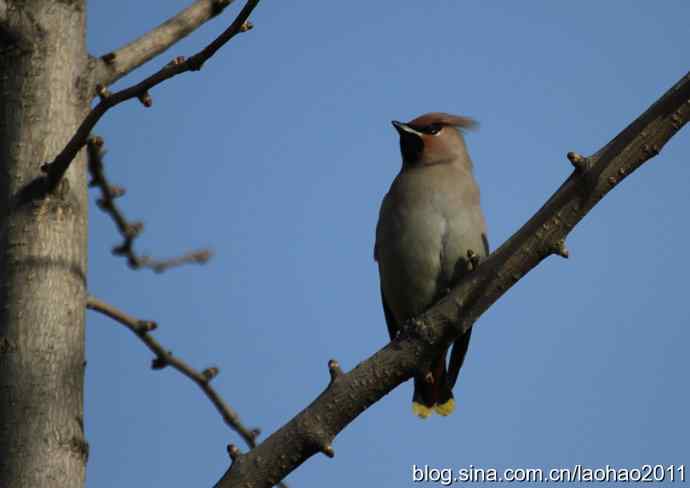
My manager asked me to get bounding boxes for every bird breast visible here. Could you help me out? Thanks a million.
[376,165,485,324]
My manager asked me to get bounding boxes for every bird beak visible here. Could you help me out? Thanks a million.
[392,120,423,137]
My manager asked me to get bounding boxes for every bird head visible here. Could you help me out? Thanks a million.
[392,112,477,169]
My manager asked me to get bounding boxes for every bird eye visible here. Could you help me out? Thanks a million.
[407,123,443,135]
[420,124,442,135]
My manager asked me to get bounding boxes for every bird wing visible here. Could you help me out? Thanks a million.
[380,286,399,340]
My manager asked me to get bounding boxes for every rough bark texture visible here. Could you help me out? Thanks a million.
[214,72,690,488]
[0,2,90,487]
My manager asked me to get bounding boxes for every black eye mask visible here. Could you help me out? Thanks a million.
[410,123,442,135]
[399,130,424,164]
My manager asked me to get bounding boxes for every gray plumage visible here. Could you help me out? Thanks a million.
[375,112,488,418]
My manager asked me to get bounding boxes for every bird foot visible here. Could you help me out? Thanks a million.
[466,249,481,271]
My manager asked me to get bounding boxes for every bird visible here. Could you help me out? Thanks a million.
[374,112,489,418]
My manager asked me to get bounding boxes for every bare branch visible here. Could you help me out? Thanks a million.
[136,250,214,273]
[41,0,260,192]
[85,295,259,449]
[214,73,690,488]
[93,0,240,87]
[85,295,289,488]
[86,136,211,272]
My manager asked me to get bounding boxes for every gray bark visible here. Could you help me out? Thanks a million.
[0,2,90,487]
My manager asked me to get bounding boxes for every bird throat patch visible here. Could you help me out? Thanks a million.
[400,132,424,166]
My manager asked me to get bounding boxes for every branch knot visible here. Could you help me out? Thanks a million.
[327,359,343,386]
[567,151,590,171]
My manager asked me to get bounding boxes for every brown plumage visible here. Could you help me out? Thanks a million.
[375,112,488,418]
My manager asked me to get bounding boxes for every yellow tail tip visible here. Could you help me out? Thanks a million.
[433,398,456,416]
[412,402,433,419]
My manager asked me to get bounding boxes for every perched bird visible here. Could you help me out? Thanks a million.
[374,112,489,418]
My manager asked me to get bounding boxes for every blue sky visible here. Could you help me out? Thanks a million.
[85,2,689,487]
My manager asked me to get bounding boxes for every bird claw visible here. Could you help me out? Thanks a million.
[466,249,481,271]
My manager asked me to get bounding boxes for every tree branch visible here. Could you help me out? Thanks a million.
[41,0,260,193]
[214,72,690,488]
[87,136,212,272]
[93,0,240,88]
[85,295,261,449]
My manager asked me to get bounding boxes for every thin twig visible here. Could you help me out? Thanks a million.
[42,0,260,192]
[94,0,240,88]
[87,136,211,272]
[86,295,290,488]
[85,295,259,448]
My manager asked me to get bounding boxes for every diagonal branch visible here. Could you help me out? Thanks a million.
[93,0,240,88]
[86,295,260,448]
[214,72,690,488]
[87,136,211,272]
[41,0,260,193]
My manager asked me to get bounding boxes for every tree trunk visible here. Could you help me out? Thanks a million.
[0,2,89,487]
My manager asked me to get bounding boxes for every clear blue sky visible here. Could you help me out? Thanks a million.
[85,2,689,487]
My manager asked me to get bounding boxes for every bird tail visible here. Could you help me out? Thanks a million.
[411,355,455,418]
